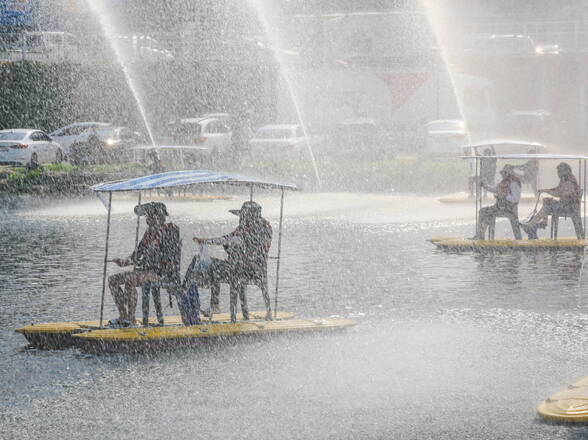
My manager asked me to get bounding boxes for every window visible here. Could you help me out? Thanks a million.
[256,128,292,139]
[0,132,26,141]
[206,120,230,134]
[172,123,201,143]
[30,132,44,141]
[68,125,89,136]
[119,128,133,139]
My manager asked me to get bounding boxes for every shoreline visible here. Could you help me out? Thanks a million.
[0,156,472,197]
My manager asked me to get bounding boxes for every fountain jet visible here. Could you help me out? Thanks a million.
[420,0,472,144]
[85,0,156,147]
[246,0,322,187]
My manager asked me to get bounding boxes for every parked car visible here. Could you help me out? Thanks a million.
[69,126,142,165]
[502,109,558,143]
[3,31,80,62]
[249,124,310,156]
[113,35,174,61]
[423,119,468,155]
[163,117,232,155]
[0,129,64,167]
[535,44,561,55]
[473,34,537,56]
[50,122,111,156]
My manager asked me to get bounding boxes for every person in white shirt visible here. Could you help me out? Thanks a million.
[471,164,522,240]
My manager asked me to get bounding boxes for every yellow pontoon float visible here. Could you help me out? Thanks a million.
[73,317,356,353]
[16,170,356,352]
[537,376,588,423]
[431,153,588,251]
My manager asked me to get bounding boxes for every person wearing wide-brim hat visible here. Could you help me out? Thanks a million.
[520,162,584,239]
[471,164,523,240]
[190,200,273,323]
[108,202,181,327]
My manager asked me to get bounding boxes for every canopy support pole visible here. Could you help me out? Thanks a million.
[475,157,479,235]
[582,159,587,239]
[250,185,253,202]
[99,192,113,329]
[273,188,285,319]
[133,192,142,269]
[535,146,540,192]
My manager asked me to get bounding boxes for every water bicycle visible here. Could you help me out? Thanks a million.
[437,140,544,204]
[537,376,588,422]
[16,170,356,352]
[431,153,588,251]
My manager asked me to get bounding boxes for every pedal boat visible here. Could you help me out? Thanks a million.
[431,152,588,252]
[537,376,588,423]
[16,311,294,350]
[438,141,545,204]
[16,170,357,351]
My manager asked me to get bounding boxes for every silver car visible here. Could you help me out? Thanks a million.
[50,122,111,155]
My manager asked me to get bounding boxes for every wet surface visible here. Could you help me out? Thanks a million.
[2,193,588,439]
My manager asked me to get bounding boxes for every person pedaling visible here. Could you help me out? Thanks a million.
[108,202,181,327]
[520,162,584,240]
[187,201,273,323]
[471,164,522,240]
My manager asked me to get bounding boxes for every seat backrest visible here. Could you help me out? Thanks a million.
[161,223,182,283]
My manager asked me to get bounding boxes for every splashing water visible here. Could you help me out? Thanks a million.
[420,0,472,144]
[246,0,322,187]
[85,0,156,147]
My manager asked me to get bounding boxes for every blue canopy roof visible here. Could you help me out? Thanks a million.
[92,170,299,192]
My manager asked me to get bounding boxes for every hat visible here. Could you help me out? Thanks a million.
[229,201,261,217]
[134,202,168,217]
[557,162,572,176]
[500,164,516,176]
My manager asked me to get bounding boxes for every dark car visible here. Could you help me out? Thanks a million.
[70,126,143,165]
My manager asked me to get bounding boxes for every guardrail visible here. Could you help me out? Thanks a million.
[462,20,588,52]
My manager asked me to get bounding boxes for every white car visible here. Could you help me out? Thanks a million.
[164,117,232,155]
[0,129,64,167]
[475,34,537,56]
[249,124,309,155]
[50,122,111,155]
[423,120,468,154]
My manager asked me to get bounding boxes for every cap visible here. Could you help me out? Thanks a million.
[229,201,261,217]
[134,202,169,217]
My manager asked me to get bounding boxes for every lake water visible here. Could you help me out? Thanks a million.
[1,192,588,439]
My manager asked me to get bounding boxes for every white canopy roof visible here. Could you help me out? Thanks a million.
[462,154,588,160]
[464,140,545,149]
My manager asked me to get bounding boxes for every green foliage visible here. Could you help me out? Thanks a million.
[43,163,76,173]
[6,167,43,185]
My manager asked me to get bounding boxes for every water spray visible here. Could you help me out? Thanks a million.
[246,0,322,188]
[85,0,157,147]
